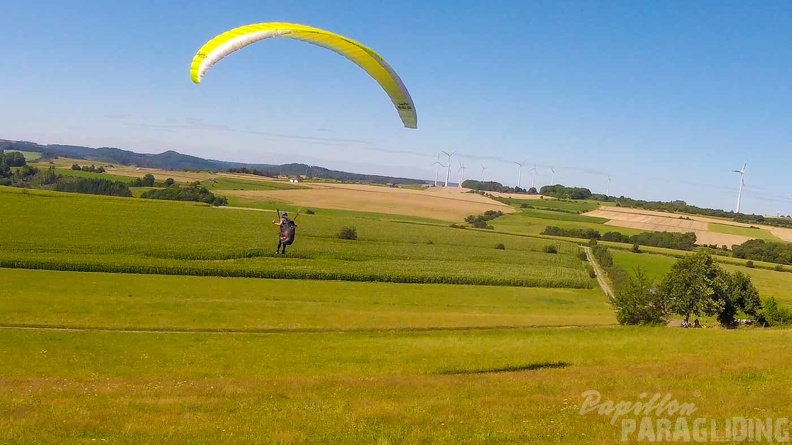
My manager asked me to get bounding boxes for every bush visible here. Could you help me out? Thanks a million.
[305,209,315,215]
[586,264,596,278]
[465,211,502,229]
[761,297,792,326]
[775,264,784,272]
[495,243,505,250]
[577,250,588,261]
[612,267,669,325]
[543,244,558,254]
[746,260,755,268]
[337,226,358,240]
[631,243,641,253]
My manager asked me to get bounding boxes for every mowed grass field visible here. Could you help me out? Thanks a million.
[0,269,613,331]
[2,315,791,443]
[2,184,792,443]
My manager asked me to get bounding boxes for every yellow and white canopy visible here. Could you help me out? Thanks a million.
[190,22,417,129]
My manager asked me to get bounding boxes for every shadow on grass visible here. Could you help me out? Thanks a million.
[438,361,570,375]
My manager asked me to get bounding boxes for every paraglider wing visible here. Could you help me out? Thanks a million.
[190,22,417,129]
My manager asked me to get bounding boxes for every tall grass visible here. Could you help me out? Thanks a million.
[0,187,592,288]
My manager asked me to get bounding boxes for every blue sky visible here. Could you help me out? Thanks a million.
[2,0,792,214]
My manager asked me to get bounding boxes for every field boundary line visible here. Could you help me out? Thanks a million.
[0,323,617,335]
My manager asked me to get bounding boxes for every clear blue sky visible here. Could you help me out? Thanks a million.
[3,0,792,214]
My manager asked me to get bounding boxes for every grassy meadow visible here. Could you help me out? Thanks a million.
[2,183,792,443]
[708,222,782,242]
[491,207,643,238]
[0,269,613,331]
[54,167,139,183]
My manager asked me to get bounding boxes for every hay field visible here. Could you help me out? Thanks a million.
[767,226,792,242]
[224,183,515,222]
[586,207,756,246]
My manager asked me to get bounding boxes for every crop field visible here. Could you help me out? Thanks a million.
[586,207,757,247]
[3,183,792,443]
[0,187,589,288]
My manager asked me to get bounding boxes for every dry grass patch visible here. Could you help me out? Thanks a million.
[224,184,514,222]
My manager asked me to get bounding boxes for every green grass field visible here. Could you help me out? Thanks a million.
[3,183,792,443]
[492,209,642,238]
[2,315,790,443]
[0,269,613,331]
[53,167,140,183]
[0,187,592,288]
[708,222,782,241]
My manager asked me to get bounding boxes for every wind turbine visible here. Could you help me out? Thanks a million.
[549,167,556,185]
[441,150,455,187]
[514,160,526,189]
[606,175,612,196]
[480,164,487,182]
[432,158,447,187]
[529,163,538,189]
[458,163,466,188]
[733,161,747,213]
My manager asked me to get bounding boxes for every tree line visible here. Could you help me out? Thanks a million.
[543,226,697,251]
[462,180,536,194]
[1,159,132,197]
[2,156,224,204]
[71,163,106,173]
[731,239,792,265]
[140,181,227,206]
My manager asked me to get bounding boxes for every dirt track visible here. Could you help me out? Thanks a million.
[584,246,614,301]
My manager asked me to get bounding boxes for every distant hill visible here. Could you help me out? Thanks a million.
[0,139,428,185]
